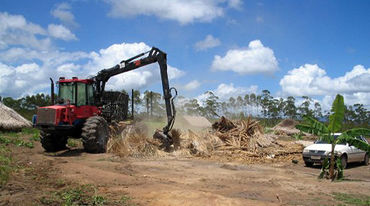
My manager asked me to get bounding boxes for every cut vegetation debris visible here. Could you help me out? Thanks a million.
[0,102,32,131]
[107,122,160,157]
[108,117,304,163]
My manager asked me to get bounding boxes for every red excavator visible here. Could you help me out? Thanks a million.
[34,47,177,153]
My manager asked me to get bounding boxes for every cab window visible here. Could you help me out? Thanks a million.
[87,84,94,105]
[59,82,76,104]
[77,83,87,106]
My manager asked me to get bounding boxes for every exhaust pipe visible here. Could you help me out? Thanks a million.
[50,78,54,105]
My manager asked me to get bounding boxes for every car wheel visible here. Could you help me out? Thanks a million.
[304,161,313,167]
[340,154,347,169]
[364,153,369,166]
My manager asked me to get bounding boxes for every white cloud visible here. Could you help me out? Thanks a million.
[85,42,184,91]
[0,12,51,50]
[0,12,78,51]
[0,41,184,97]
[51,2,78,28]
[0,62,49,96]
[214,83,258,99]
[228,0,242,9]
[256,16,264,23]
[194,35,221,51]
[48,24,77,41]
[211,40,278,75]
[184,80,201,91]
[104,0,226,24]
[56,63,81,74]
[280,64,370,107]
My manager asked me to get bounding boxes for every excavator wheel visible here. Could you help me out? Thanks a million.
[40,131,67,152]
[81,116,109,153]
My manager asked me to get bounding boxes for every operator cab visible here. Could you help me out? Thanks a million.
[58,77,95,106]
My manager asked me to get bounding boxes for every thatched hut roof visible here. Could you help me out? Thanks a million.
[0,102,32,131]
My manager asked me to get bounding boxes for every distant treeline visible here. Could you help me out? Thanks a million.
[178,90,369,129]
[1,89,369,129]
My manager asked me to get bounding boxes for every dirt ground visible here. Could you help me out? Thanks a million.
[1,135,369,206]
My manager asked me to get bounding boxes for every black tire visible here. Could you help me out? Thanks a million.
[304,161,313,167]
[40,131,67,152]
[340,154,348,169]
[364,153,369,166]
[81,116,109,153]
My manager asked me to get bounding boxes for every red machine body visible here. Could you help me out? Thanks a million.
[36,77,100,131]
[35,47,177,152]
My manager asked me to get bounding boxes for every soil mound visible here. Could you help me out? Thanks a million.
[273,119,300,136]
[274,119,298,129]
[0,102,32,131]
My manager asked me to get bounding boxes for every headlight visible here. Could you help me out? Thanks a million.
[303,148,309,153]
[335,151,342,156]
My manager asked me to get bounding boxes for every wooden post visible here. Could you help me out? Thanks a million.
[131,89,134,120]
[150,91,153,117]
[146,96,149,116]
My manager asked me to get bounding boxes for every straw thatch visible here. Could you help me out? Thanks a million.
[0,102,32,131]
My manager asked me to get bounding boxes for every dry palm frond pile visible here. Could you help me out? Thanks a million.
[107,116,304,163]
[107,122,160,158]
[212,116,272,151]
[0,102,32,131]
[178,116,303,162]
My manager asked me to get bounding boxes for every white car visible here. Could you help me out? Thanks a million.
[302,133,369,168]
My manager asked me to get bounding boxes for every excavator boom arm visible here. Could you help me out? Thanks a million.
[93,47,177,136]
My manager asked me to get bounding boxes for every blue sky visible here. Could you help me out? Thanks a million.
[0,0,369,109]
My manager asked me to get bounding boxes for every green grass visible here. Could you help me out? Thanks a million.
[0,145,12,186]
[41,184,107,206]
[264,127,274,134]
[0,130,36,149]
[0,129,39,186]
[67,139,81,148]
[119,195,136,206]
[333,192,370,206]
[0,135,34,148]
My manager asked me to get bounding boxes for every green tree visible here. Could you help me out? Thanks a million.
[236,96,243,113]
[144,90,162,117]
[184,99,201,115]
[203,91,220,119]
[353,104,369,126]
[284,96,297,119]
[298,96,313,118]
[296,94,370,180]
[261,90,272,118]
[314,102,323,119]
[249,93,256,116]
[243,94,250,115]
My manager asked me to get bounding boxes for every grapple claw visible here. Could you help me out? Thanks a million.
[153,129,173,151]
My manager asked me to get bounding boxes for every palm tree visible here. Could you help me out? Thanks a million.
[296,94,370,180]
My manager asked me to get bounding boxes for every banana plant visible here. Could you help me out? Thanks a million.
[296,94,370,180]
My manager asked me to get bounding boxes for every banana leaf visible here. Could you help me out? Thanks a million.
[342,128,370,137]
[328,94,345,133]
[295,116,328,135]
[338,133,370,152]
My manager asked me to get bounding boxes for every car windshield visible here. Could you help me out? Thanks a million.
[315,135,346,145]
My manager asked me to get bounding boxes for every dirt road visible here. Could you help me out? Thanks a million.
[1,139,370,205]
